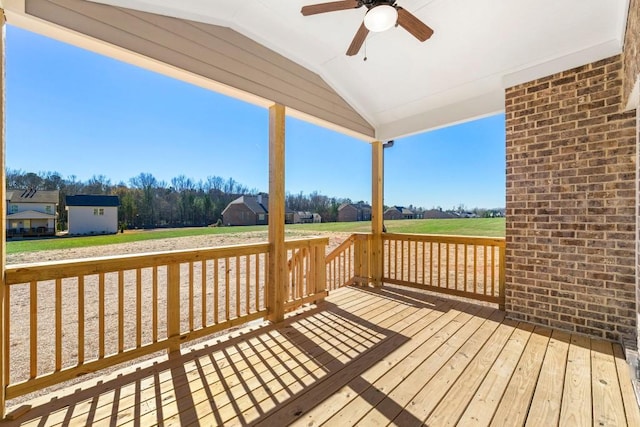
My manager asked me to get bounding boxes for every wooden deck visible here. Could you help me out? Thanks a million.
[2,285,639,426]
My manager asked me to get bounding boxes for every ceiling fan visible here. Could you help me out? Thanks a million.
[301,0,434,56]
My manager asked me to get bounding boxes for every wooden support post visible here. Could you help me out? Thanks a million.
[166,263,181,354]
[0,10,7,418]
[267,104,286,323]
[371,140,384,287]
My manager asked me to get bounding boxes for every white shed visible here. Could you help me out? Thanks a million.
[66,195,120,235]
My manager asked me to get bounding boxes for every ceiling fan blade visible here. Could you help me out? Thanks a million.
[346,22,369,56]
[301,0,360,16]
[397,7,434,42]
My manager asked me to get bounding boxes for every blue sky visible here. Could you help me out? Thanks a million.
[7,25,505,209]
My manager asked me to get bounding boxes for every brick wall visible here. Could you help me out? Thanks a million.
[222,204,258,226]
[636,100,640,351]
[505,55,637,344]
[623,0,640,107]
[623,0,640,359]
[338,205,358,222]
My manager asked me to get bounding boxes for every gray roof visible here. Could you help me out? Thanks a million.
[7,189,59,204]
[385,206,414,215]
[7,210,56,220]
[66,195,120,207]
[223,195,269,215]
[338,202,371,211]
[423,209,457,219]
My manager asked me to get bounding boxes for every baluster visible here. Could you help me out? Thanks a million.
[136,269,142,348]
[167,263,181,354]
[30,281,37,378]
[152,267,158,343]
[78,276,85,365]
[202,260,207,327]
[55,278,62,371]
[118,271,124,353]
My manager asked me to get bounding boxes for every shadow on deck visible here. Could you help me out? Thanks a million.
[2,285,639,426]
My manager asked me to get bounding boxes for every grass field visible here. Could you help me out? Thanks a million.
[7,218,505,255]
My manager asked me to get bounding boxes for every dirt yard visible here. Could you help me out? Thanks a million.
[7,230,353,265]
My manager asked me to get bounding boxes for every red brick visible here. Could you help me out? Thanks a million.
[505,53,636,343]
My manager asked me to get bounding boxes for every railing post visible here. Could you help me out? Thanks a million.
[499,244,506,311]
[353,234,371,285]
[314,243,326,303]
[353,235,361,283]
[364,234,371,283]
[167,263,181,354]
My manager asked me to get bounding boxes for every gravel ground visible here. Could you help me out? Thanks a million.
[7,230,352,265]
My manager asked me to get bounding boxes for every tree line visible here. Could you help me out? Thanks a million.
[7,169,354,229]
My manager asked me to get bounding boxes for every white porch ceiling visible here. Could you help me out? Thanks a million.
[9,0,632,140]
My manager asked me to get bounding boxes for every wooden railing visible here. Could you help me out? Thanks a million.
[285,237,328,311]
[3,237,327,402]
[325,235,355,290]
[325,232,506,307]
[324,233,373,290]
[383,233,505,307]
[1,232,502,409]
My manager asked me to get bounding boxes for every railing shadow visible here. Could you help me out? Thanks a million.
[249,302,419,425]
[1,287,475,426]
[350,283,452,308]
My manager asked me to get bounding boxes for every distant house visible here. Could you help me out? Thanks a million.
[222,194,295,226]
[66,195,120,235]
[6,188,59,237]
[293,211,322,224]
[222,195,269,226]
[337,202,371,222]
[423,209,458,219]
[383,206,415,220]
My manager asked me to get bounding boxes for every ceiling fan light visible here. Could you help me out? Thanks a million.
[364,5,398,32]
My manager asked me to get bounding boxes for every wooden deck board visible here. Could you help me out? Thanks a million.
[1,285,638,427]
[590,340,627,426]
[457,322,535,426]
[125,291,412,426]
[489,326,552,426]
[154,290,424,426]
[560,334,592,427]
[293,299,462,426]
[613,345,640,426]
[307,302,477,426]
[524,329,571,427]
[424,317,516,426]
[35,290,377,426]
[210,306,425,426]
[246,297,433,426]
[390,309,506,426]
[356,305,495,426]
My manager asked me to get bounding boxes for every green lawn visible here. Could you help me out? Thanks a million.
[7,218,505,255]
[287,218,505,236]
